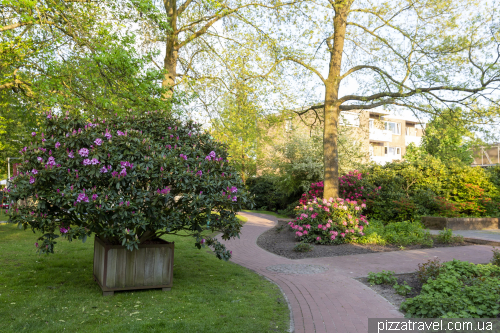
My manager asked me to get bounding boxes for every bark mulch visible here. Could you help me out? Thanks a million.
[256,220,475,260]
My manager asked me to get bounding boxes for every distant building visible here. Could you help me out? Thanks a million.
[471,144,500,167]
[270,107,426,165]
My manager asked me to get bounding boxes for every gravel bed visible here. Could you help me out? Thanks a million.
[256,220,475,260]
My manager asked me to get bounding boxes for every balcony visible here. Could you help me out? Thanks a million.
[405,135,422,147]
[370,155,401,165]
[369,129,393,142]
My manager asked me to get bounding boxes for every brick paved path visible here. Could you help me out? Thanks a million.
[219,212,497,333]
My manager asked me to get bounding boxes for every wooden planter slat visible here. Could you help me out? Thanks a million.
[93,237,174,296]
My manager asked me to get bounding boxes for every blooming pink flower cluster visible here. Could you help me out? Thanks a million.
[157,187,171,195]
[339,170,380,202]
[288,197,368,244]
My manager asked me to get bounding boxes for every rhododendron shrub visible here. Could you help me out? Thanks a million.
[6,111,250,260]
[299,181,323,205]
[339,170,380,202]
[288,198,368,244]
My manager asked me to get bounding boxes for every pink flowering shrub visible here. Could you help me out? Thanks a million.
[339,170,380,203]
[6,111,249,260]
[299,181,324,205]
[288,197,368,244]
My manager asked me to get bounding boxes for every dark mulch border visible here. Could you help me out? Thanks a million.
[356,272,422,310]
[256,220,475,260]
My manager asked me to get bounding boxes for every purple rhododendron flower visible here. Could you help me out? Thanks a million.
[29,176,35,184]
[92,194,98,201]
[82,159,91,165]
[32,169,38,175]
[47,156,56,166]
[68,151,74,158]
[37,157,43,163]
[104,132,112,140]
[60,227,68,234]
[55,142,60,149]
[230,186,238,193]
[47,114,52,119]
[94,138,102,146]
[117,130,125,136]
[78,148,89,157]
[35,242,38,247]
[196,170,202,176]
[100,166,108,173]
[119,168,127,177]
[232,196,237,202]
[32,132,36,137]
[76,193,89,203]
[90,158,100,165]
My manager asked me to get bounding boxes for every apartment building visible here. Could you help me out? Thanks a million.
[277,108,426,165]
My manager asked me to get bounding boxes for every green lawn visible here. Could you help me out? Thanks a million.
[0,222,289,333]
[0,210,8,221]
[241,210,290,219]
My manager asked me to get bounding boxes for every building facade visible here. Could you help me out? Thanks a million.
[278,108,426,165]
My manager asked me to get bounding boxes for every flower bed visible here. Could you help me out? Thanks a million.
[288,197,368,244]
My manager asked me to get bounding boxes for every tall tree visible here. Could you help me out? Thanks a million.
[253,0,500,199]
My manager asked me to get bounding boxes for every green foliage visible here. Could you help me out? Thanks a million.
[393,281,412,296]
[401,260,500,318]
[7,111,250,260]
[367,270,397,285]
[406,108,479,166]
[379,221,432,246]
[417,258,443,283]
[292,242,313,252]
[246,176,297,211]
[491,247,500,266]
[436,228,463,244]
[360,155,500,222]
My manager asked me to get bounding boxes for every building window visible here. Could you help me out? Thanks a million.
[384,121,401,135]
[384,146,401,156]
[369,119,374,129]
[285,119,292,132]
[339,112,360,127]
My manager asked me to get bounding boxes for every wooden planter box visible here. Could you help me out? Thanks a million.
[422,216,499,230]
[93,237,174,296]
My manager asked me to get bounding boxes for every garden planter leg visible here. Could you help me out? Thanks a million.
[103,291,114,296]
[162,287,171,292]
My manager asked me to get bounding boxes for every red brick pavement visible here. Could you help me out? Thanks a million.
[218,212,497,333]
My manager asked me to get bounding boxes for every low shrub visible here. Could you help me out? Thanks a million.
[382,221,432,246]
[293,242,314,252]
[288,197,368,244]
[436,228,463,244]
[299,181,323,205]
[367,270,397,285]
[417,258,442,283]
[401,260,500,318]
[393,281,412,296]
[491,247,500,266]
[246,176,298,211]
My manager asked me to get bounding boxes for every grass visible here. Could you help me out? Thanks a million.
[0,210,7,221]
[241,210,290,219]
[0,222,289,333]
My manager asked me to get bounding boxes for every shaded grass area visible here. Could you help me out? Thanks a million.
[0,223,288,333]
[0,210,8,221]
[241,210,290,219]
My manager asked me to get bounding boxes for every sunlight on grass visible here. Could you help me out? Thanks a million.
[0,224,288,333]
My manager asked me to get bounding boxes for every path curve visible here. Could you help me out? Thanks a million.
[218,212,497,333]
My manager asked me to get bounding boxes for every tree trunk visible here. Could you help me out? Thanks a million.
[323,1,351,199]
[323,88,340,199]
[163,0,178,99]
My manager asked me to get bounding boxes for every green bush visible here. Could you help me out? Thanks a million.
[367,270,397,285]
[361,156,500,222]
[383,222,432,246]
[292,242,314,252]
[246,176,299,212]
[491,247,500,266]
[393,281,412,296]
[401,260,500,318]
[417,258,442,283]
